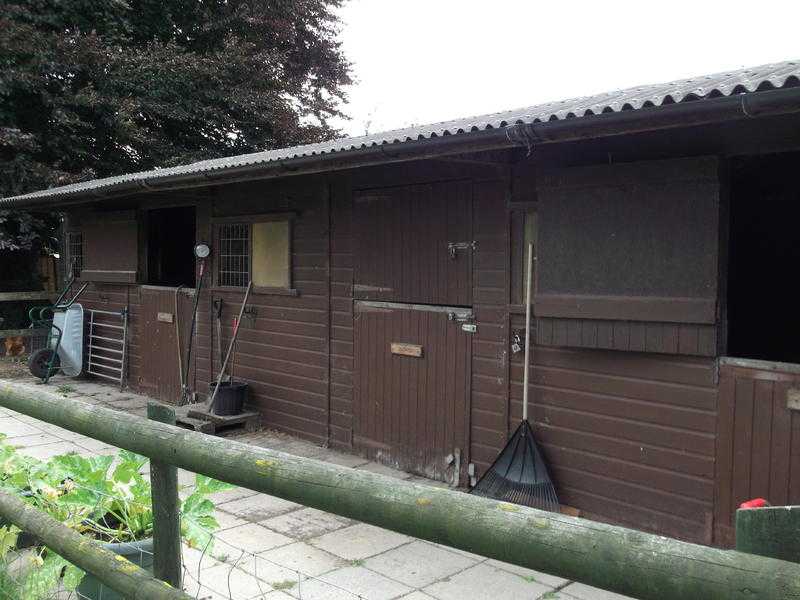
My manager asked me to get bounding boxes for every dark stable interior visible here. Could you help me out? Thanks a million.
[727,152,800,363]
[146,206,196,287]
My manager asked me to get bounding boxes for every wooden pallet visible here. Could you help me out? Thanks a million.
[174,404,260,435]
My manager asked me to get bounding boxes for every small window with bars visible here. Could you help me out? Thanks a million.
[216,219,292,289]
[67,232,83,279]
[217,223,250,287]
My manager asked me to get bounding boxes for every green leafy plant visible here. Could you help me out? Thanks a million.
[0,433,232,598]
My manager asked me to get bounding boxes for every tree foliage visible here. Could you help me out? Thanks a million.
[0,0,352,248]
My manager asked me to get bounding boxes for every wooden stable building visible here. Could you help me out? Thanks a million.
[4,60,800,547]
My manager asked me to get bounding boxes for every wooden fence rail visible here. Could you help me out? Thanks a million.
[0,489,191,600]
[1,384,800,600]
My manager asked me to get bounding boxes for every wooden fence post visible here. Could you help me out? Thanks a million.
[147,401,182,589]
[736,506,800,564]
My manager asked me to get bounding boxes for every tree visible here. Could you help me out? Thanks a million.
[0,0,352,248]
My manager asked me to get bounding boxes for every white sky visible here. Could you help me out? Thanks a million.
[331,0,800,137]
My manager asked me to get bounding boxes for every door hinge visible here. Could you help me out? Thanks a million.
[448,240,477,259]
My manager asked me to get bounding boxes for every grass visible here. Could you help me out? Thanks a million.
[271,580,296,591]
[55,384,75,396]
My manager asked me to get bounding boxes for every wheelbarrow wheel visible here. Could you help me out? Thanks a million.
[28,349,61,379]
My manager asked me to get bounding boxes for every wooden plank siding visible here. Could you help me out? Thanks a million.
[139,288,196,402]
[351,181,473,306]
[329,177,355,449]
[352,302,471,480]
[469,180,511,473]
[714,361,800,546]
[532,157,721,359]
[61,155,778,549]
[194,181,331,444]
[509,329,719,544]
[536,318,717,357]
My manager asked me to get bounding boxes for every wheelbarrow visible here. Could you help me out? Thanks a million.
[27,277,89,383]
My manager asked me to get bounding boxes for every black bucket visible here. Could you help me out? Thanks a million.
[213,381,248,416]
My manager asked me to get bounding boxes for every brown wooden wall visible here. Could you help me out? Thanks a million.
[512,338,719,544]
[327,166,510,462]
[63,154,745,547]
[714,360,800,546]
[193,178,332,443]
[468,180,511,474]
[533,157,721,358]
[536,318,717,357]
[329,178,355,449]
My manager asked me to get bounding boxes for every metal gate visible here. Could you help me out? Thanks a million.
[87,308,128,388]
[352,180,474,483]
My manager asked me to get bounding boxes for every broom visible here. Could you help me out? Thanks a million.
[470,243,560,512]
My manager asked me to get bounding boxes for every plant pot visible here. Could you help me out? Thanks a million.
[76,537,153,600]
[213,381,247,416]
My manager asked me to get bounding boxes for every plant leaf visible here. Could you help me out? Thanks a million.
[194,474,234,495]
[62,562,85,589]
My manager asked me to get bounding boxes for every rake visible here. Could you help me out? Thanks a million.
[470,243,560,512]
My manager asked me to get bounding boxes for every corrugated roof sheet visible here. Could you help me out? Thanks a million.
[4,59,799,205]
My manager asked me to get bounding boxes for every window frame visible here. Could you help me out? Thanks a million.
[212,212,296,296]
[66,231,84,280]
[509,203,537,312]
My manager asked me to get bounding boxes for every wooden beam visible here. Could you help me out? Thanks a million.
[1,384,800,600]
[0,489,191,600]
[431,157,510,169]
[0,291,56,302]
[736,506,800,564]
[0,328,50,338]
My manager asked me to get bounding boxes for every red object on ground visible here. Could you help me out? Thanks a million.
[740,498,770,509]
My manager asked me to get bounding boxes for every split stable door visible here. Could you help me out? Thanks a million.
[352,180,474,484]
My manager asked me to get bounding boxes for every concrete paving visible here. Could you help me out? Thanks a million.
[0,376,636,600]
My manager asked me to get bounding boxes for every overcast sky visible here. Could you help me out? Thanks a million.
[330,0,800,137]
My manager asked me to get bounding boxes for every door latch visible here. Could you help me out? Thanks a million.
[448,311,476,333]
[447,241,477,259]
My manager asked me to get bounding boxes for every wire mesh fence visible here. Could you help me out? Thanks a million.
[0,328,48,359]
[0,442,369,600]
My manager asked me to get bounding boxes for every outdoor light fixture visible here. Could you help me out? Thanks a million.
[193,242,211,259]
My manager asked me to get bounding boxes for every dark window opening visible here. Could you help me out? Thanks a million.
[147,206,196,287]
[726,152,800,364]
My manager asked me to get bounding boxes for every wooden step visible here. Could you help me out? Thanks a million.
[174,403,260,435]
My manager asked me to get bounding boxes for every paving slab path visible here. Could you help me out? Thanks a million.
[0,374,635,600]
